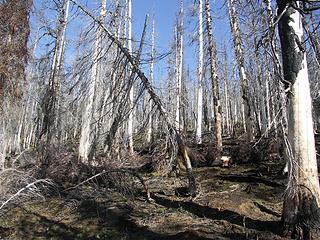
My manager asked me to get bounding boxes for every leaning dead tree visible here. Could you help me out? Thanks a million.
[277,0,320,238]
[69,0,196,196]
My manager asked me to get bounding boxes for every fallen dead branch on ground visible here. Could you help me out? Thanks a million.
[0,168,54,213]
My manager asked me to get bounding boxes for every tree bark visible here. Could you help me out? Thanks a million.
[127,0,134,153]
[175,0,184,132]
[277,1,320,238]
[147,19,155,144]
[78,0,106,162]
[204,0,222,162]
[196,0,204,144]
[223,45,231,135]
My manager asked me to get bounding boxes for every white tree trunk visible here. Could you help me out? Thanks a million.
[127,0,134,152]
[223,46,230,135]
[147,19,155,143]
[278,2,320,236]
[286,14,320,201]
[196,0,204,144]
[175,1,184,131]
[79,0,106,161]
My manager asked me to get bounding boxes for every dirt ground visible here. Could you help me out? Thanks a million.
[0,159,290,240]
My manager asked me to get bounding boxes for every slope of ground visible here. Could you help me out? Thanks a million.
[0,160,290,240]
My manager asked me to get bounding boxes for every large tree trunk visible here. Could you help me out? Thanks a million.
[78,0,106,162]
[277,1,320,238]
[196,0,204,144]
[204,0,222,162]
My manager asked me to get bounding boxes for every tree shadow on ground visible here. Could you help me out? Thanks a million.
[151,193,281,236]
[10,208,98,240]
[76,198,214,240]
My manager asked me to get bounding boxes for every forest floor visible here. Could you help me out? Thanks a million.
[0,161,289,239]
[2,134,319,240]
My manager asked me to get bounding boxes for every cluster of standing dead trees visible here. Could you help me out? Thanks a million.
[0,0,320,238]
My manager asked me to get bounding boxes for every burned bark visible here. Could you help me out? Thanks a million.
[277,1,320,238]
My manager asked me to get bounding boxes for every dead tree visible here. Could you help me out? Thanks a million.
[196,0,204,144]
[277,1,320,238]
[78,0,106,162]
[205,0,222,162]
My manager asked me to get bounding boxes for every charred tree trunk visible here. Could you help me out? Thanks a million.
[277,1,320,238]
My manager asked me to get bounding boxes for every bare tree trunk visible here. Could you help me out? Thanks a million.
[204,0,222,161]
[223,45,231,135]
[127,0,134,153]
[227,0,253,142]
[265,71,271,136]
[277,2,320,238]
[196,0,204,144]
[147,19,155,143]
[175,0,184,132]
[78,0,106,162]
